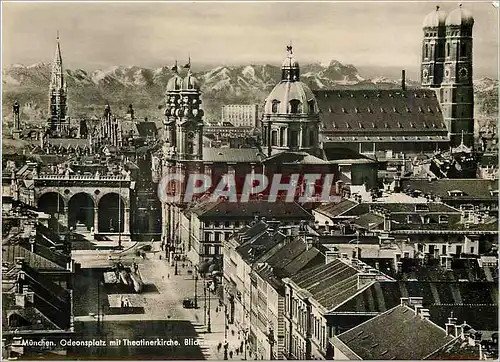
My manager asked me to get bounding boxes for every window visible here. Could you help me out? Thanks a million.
[442,245,447,255]
[290,130,298,147]
[214,232,221,242]
[439,215,449,224]
[425,44,429,58]
[271,100,280,113]
[204,232,211,241]
[280,129,285,146]
[234,221,240,228]
[309,131,314,147]
[290,99,301,114]
[460,42,466,57]
[446,43,450,57]
[407,215,412,223]
[271,130,278,146]
[214,245,220,255]
[308,100,315,113]
[470,247,474,254]
[214,221,220,228]
[204,245,211,255]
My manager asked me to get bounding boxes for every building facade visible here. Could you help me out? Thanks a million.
[222,104,259,128]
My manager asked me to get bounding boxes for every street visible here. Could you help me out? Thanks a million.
[70,249,248,360]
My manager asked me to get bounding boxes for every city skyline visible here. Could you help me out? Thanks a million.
[2,1,499,78]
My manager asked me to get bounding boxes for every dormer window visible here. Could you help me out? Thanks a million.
[415,204,429,212]
[358,122,363,128]
[342,107,347,113]
[407,215,412,224]
[355,107,359,113]
[380,107,385,113]
[350,93,354,98]
[346,122,351,128]
[328,107,333,113]
[271,100,280,113]
[423,122,428,128]
[427,107,433,113]
[367,107,372,113]
[419,107,424,113]
[332,122,337,128]
[384,123,389,128]
[406,107,411,113]
[397,122,402,128]
[410,122,415,128]
[372,122,376,128]
[393,107,398,113]
[290,99,301,114]
[439,215,449,224]
[308,100,315,113]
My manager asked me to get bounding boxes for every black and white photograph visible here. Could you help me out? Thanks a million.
[1,1,499,360]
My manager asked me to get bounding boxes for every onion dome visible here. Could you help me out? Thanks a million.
[446,4,474,26]
[166,61,183,91]
[182,70,200,91]
[422,6,448,28]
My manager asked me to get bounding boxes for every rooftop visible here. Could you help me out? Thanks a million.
[334,304,454,360]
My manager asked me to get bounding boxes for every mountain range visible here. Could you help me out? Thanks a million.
[2,60,498,130]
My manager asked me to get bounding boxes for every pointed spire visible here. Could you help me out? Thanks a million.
[286,41,293,57]
[183,55,191,73]
[171,60,179,73]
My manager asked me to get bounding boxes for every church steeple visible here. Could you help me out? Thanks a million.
[48,31,68,133]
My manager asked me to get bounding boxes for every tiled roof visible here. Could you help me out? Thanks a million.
[265,151,330,165]
[319,234,380,245]
[45,138,90,148]
[314,200,358,219]
[333,280,498,332]
[203,147,263,163]
[352,213,384,229]
[237,231,286,264]
[192,200,313,221]
[291,259,360,310]
[335,304,454,360]
[315,89,446,134]
[428,334,481,360]
[401,178,498,199]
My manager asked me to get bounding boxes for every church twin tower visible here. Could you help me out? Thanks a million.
[421,4,475,148]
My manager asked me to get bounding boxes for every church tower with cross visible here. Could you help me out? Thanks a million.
[48,32,69,134]
[421,4,475,149]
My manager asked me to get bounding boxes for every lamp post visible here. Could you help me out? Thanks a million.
[194,268,198,308]
[207,281,212,333]
[268,328,275,360]
[203,281,207,325]
[174,258,179,275]
[243,328,249,360]
[224,304,228,339]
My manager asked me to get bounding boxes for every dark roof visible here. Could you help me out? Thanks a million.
[192,200,313,221]
[2,263,71,331]
[334,304,454,360]
[236,231,286,264]
[352,213,384,229]
[333,280,498,332]
[401,179,498,199]
[318,234,380,245]
[290,259,359,310]
[203,147,263,163]
[315,89,447,135]
[314,200,358,219]
[428,334,481,360]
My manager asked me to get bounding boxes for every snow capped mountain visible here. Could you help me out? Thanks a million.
[2,61,497,123]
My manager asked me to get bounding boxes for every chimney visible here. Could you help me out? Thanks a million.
[419,308,431,319]
[325,251,340,264]
[445,315,459,337]
[401,70,406,91]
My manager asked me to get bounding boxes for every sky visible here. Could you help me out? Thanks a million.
[2,1,499,78]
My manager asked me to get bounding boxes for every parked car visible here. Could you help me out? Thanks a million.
[182,298,195,309]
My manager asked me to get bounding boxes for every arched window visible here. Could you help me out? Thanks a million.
[271,100,280,114]
[460,42,466,57]
[279,129,286,146]
[289,130,298,147]
[446,43,450,57]
[425,44,429,58]
[290,100,301,114]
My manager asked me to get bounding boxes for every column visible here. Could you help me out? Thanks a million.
[123,207,130,235]
[60,205,68,230]
[93,208,99,234]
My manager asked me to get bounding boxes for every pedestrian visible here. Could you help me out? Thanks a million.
[229,350,233,359]
[167,274,170,279]
[159,255,162,260]
[217,343,222,352]
[216,306,219,313]
[236,348,239,356]
[182,263,185,268]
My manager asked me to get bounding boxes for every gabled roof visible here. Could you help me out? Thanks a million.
[334,304,454,360]
[2,245,67,271]
[315,89,446,135]
[314,200,358,219]
[290,259,360,310]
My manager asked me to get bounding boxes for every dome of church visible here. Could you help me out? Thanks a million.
[422,6,447,28]
[281,54,300,69]
[182,72,200,91]
[446,5,474,26]
[263,81,318,115]
[166,74,183,92]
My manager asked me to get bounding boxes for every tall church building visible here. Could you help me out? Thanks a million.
[421,4,475,148]
[48,33,69,134]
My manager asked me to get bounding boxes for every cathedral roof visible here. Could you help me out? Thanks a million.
[422,6,448,28]
[445,4,474,27]
[315,89,447,135]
